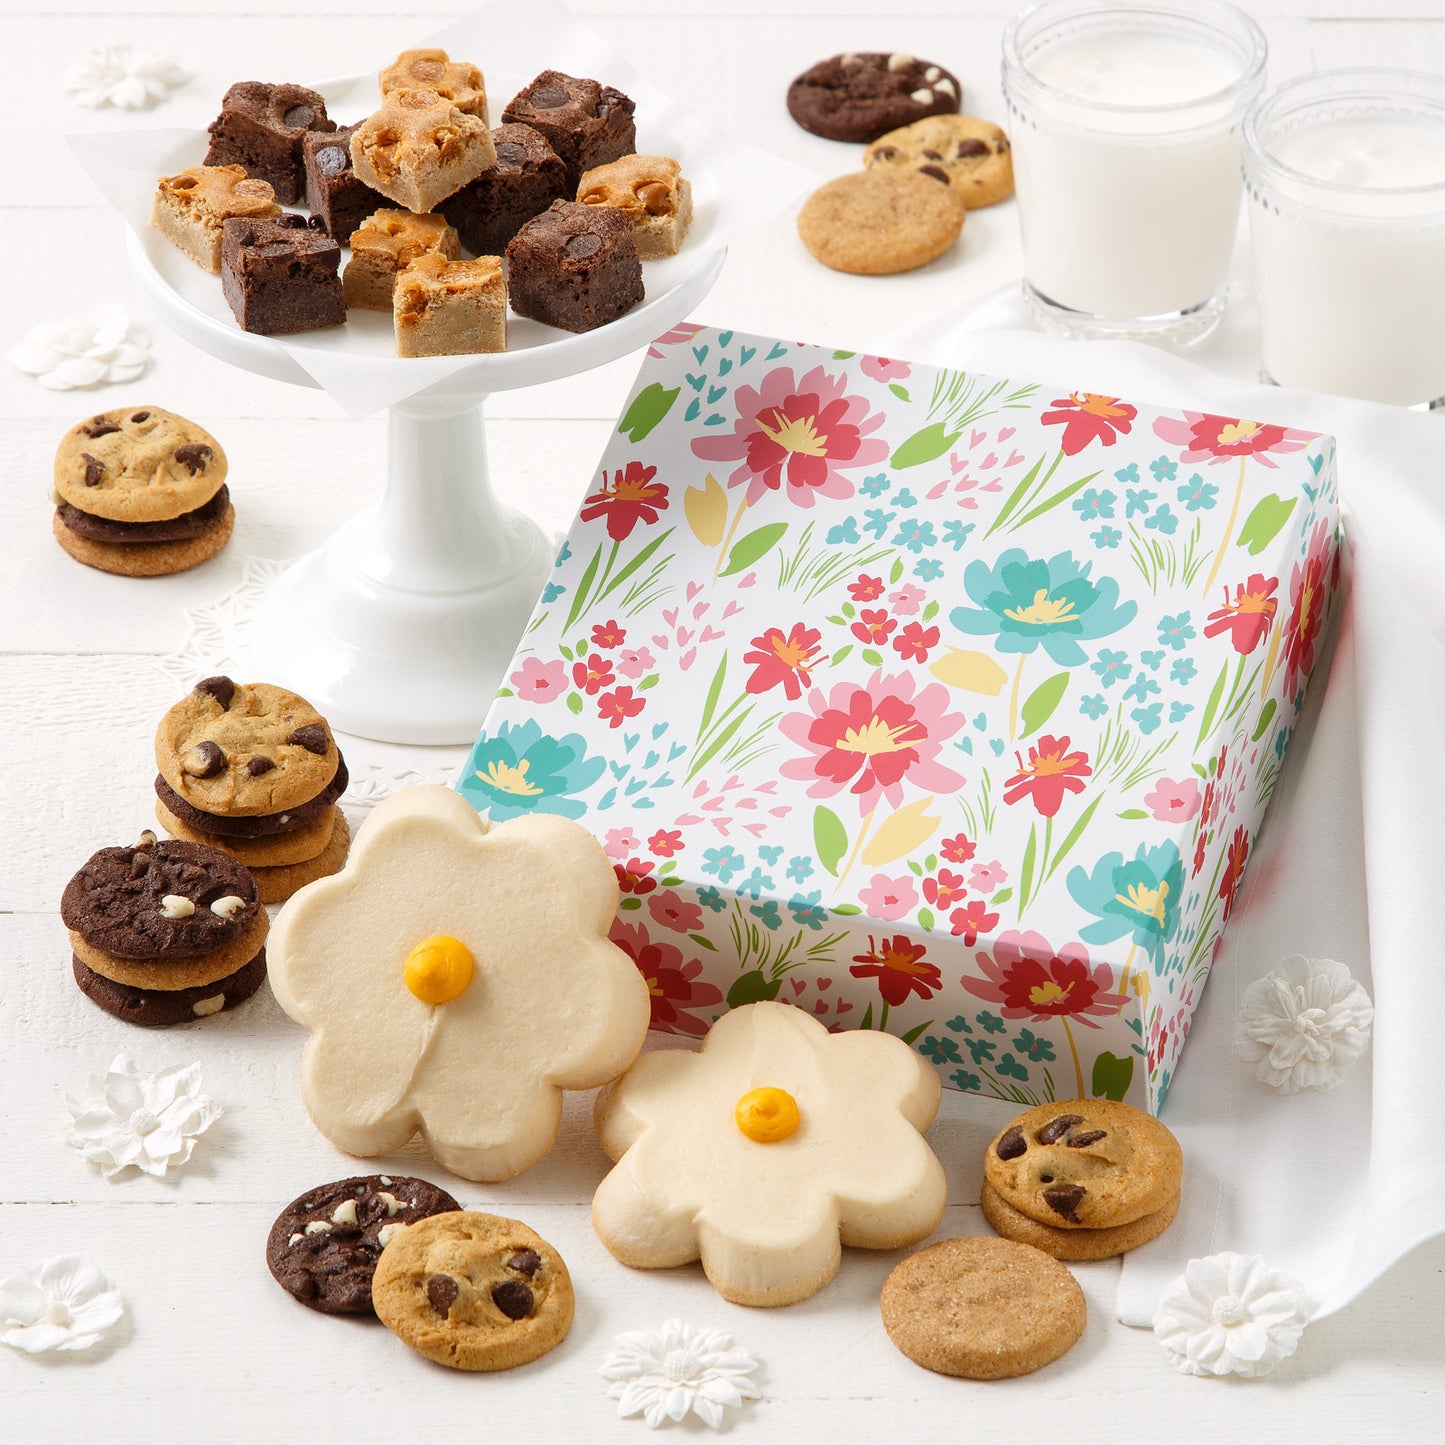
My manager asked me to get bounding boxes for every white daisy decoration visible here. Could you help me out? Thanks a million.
[601,1319,762,1429]
[1237,954,1374,1094]
[7,305,152,391]
[1154,1252,1309,1379]
[0,1257,124,1354]
[63,45,189,110]
[65,1054,221,1180]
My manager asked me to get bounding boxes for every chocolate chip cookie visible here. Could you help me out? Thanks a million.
[865,115,1014,208]
[984,1099,1183,1230]
[372,1212,573,1370]
[787,52,961,143]
[981,1180,1180,1261]
[72,947,268,1027]
[797,168,965,275]
[267,1175,463,1316]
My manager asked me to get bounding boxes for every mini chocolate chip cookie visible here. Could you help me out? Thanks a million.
[267,1175,462,1315]
[984,1099,1183,1230]
[865,115,1014,208]
[372,1212,573,1370]
[788,52,961,143]
[72,947,268,1027]
[981,1180,1180,1261]
[881,1235,1086,1379]
[155,676,339,818]
[797,168,965,275]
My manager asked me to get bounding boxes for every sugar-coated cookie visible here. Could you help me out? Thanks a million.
[865,115,1014,208]
[981,1179,1180,1261]
[592,1000,946,1307]
[372,1211,573,1370]
[267,785,650,1181]
[788,52,961,143]
[266,1174,462,1316]
[984,1099,1183,1230]
[881,1236,1086,1378]
[797,169,965,275]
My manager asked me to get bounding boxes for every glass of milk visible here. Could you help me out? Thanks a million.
[1002,0,1267,347]
[1244,70,1445,407]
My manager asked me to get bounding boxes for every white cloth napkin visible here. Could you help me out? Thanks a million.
[893,296,1445,1324]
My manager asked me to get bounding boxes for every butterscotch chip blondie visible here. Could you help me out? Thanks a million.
[349,88,496,214]
[578,154,693,259]
[379,48,487,120]
[393,252,506,358]
[342,210,460,312]
[152,164,281,273]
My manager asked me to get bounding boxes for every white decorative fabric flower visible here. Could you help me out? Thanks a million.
[1237,954,1373,1094]
[1154,1252,1309,1378]
[601,1319,761,1429]
[66,1054,221,1179]
[0,1257,124,1354]
[63,45,189,110]
[7,305,152,391]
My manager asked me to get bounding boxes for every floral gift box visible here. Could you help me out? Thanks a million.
[459,325,1340,1112]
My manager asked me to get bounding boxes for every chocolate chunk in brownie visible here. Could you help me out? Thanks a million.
[501,71,636,192]
[440,124,568,258]
[506,200,643,333]
[204,81,336,205]
[220,216,346,336]
[302,124,387,239]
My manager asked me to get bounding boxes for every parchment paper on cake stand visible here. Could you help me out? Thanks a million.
[127,228,726,744]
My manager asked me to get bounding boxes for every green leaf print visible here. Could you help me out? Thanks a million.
[814,805,848,878]
[1019,671,1069,738]
[1091,1051,1135,1101]
[891,422,962,469]
[1237,494,1297,556]
[719,522,788,577]
[618,381,680,442]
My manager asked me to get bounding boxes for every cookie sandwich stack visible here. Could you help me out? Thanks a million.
[153,676,350,903]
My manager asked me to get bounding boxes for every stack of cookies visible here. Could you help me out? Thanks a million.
[62,832,269,1026]
[153,676,350,903]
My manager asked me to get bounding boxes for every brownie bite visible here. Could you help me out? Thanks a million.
[394,253,506,358]
[502,71,636,192]
[221,215,346,335]
[303,124,386,239]
[152,164,280,273]
[440,124,567,258]
[204,81,336,206]
[506,200,643,333]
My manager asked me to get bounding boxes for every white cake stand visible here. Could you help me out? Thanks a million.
[127,228,725,744]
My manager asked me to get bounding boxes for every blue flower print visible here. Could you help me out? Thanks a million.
[914,557,944,581]
[1114,462,1140,485]
[540,582,565,603]
[921,1035,962,1065]
[860,472,891,498]
[1145,505,1178,535]
[1140,649,1165,672]
[786,855,814,883]
[1169,701,1193,724]
[979,1011,1007,1035]
[789,891,828,930]
[893,519,937,553]
[1158,613,1195,651]
[1079,693,1109,720]
[737,867,773,901]
[950,1069,983,1092]
[1072,488,1117,521]
[946,1015,972,1034]
[758,844,784,866]
[1123,673,1160,704]
[996,1054,1029,1081]
[697,886,727,912]
[1068,840,1185,968]
[750,899,782,930]
[966,1037,997,1065]
[1149,456,1179,483]
[1177,474,1218,511]
[894,487,918,509]
[1125,487,1156,518]
[1170,656,1197,684]
[702,845,744,883]
[1091,649,1131,688]
[943,519,975,551]
[1092,525,1122,549]
[553,540,572,566]
[461,720,605,821]
[1132,702,1163,735]
[863,508,896,539]
[827,516,861,545]
[1014,1028,1056,1062]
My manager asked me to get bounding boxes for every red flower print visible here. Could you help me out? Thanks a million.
[647,828,683,858]
[850,608,896,645]
[598,685,645,728]
[1002,734,1092,818]
[922,870,967,909]
[965,929,1127,1027]
[572,652,615,695]
[779,670,966,814]
[1040,393,1137,456]
[1192,827,1208,878]
[579,460,669,541]
[1218,825,1250,921]
[950,900,998,946]
[1152,411,1314,467]
[849,574,886,601]
[647,889,705,935]
[743,621,823,700]
[610,920,723,1036]
[850,934,941,1007]
[591,619,627,649]
[1204,573,1278,655]
[941,833,977,864]
[692,365,890,508]
[892,621,940,662]
[1282,521,1334,696]
[615,857,656,895]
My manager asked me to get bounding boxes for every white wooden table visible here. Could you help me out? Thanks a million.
[3,0,1443,1437]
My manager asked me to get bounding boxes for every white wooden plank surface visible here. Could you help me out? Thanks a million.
[3,0,1443,1437]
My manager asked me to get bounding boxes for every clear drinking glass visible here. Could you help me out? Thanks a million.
[1002,0,1267,347]
[1243,69,1445,407]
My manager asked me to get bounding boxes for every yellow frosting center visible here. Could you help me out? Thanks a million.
[735,1087,800,1143]
[404,935,474,1004]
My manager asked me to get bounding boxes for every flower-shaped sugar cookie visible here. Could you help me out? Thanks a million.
[592,1001,947,1306]
[268,785,649,1181]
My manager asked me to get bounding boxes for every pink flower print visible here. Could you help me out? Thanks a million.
[1143,776,1202,823]
[860,355,911,383]
[779,670,966,815]
[609,920,723,1037]
[691,364,889,508]
[849,574,886,601]
[617,646,655,679]
[603,828,640,860]
[509,656,567,704]
[888,584,926,616]
[969,860,1007,893]
[615,857,657,896]
[1152,411,1315,468]
[648,829,683,858]
[858,872,919,921]
[647,889,705,934]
